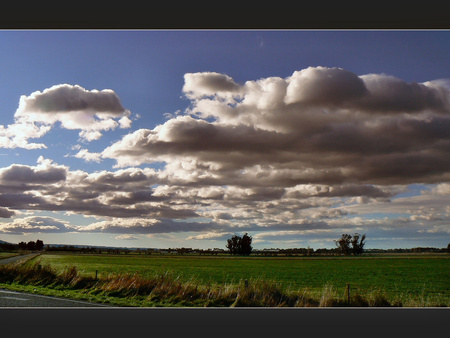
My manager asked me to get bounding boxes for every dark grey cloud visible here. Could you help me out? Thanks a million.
[0,207,15,218]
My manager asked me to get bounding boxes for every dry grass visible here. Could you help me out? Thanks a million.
[0,262,412,307]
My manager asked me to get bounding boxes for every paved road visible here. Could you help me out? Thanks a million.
[0,289,110,307]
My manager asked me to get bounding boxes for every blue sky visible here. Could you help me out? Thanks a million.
[0,30,449,250]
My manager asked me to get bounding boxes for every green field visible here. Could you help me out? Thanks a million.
[29,253,449,306]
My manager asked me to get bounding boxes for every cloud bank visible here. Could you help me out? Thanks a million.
[1,67,449,247]
[104,67,450,186]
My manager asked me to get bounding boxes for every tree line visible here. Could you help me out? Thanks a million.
[0,240,44,251]
[224,232,448,256]
[2,235,449,256]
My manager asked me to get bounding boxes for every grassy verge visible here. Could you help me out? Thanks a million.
[0,261,431,307]
[0,252,21,259]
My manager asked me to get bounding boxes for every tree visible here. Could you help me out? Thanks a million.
[335,234,352,255]
[36,239,44,251]
[335,233,366,255]
[26,241,36,250]
[240,233,253,256]
[226,235,241,255]
[351,233,366,255]
[226,233,253,256]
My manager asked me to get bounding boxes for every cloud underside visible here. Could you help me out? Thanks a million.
[1,67,449,243]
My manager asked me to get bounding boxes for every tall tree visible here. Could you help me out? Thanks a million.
[36,239,44,251]
[351,233,366,255]
[335,233,366,255]
[226,233,253,256]
[26,241,36,251]
[335,234,352,255]
[240,233,253,256]
[226,235,241,255]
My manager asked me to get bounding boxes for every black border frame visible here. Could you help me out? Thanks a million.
[0,2,448,334]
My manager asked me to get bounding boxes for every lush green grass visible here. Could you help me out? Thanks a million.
[30,253,449,306]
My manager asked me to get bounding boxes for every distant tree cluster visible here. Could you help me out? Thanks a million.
[335,233,366,255]
[18,240,44,251]
[226,233,253,256]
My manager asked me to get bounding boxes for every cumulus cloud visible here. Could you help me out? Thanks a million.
[73,148,102,163]
[284,66,367,105]
[0,122,50,149]
[359,73,449,113]
[183,72,242,99]
[16,84,128,121]
[0,84,132,148]
[0,156,67,185]
[103,67,450,188]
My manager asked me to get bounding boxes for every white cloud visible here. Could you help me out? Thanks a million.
[115,234,140,240]
[78,130,103,142]
[73,148,102,163]
[186,232,235,241]
[284,66,367,105]
[183,72,242,99]
[0,216,72,234]
[0,122,50,149]
[1,84,132,149]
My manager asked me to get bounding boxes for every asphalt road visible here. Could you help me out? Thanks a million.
[0,289,110,307]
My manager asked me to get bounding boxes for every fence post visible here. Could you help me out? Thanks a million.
[346,283,350,304]
[245,279,249,289]
[95,270,98,280]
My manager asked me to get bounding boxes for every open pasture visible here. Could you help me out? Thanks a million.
[32,253,449,306]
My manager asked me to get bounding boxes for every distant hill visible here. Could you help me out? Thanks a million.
[0,239,13,245]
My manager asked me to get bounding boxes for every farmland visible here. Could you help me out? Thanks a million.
[2,252,444,307]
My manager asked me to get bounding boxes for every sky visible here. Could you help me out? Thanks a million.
[0,30,449,250]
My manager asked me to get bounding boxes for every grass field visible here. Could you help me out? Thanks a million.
[16,252,447,307]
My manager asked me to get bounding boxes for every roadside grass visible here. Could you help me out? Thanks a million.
[31,253,450,305]
[0,252,21,259]
[0,260,448,307]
